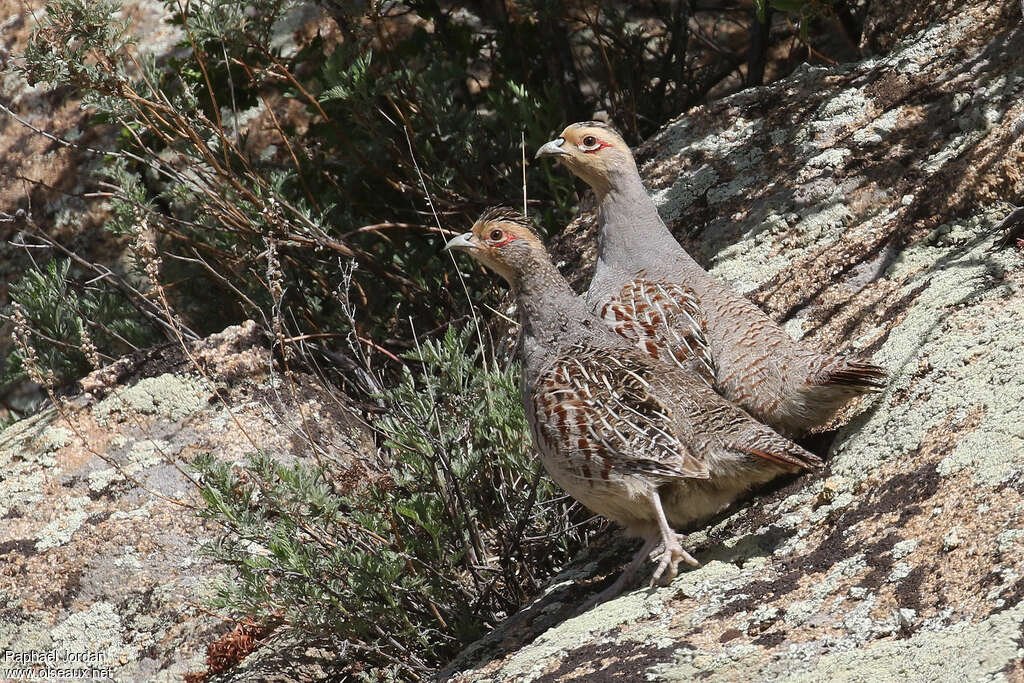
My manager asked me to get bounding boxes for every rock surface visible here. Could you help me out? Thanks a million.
[0,322,372,680]
[449,2,1024,680]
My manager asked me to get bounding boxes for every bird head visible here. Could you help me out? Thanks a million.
[444,207,546,287]
[535,122,636,197]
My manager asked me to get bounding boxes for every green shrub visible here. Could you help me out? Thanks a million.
[4,259,155,386]
[194,325,590,676]
[12,0,580,383]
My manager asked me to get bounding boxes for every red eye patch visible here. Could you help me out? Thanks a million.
[583,140,613,154]
[489,234,519,248]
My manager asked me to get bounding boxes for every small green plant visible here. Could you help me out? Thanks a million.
[3,258,155,386]
[194,325,591,676]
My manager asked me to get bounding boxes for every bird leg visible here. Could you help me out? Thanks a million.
[648,490,699,587]
[576,493,701,613]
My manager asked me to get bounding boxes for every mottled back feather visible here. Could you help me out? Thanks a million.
[600,280,716,388]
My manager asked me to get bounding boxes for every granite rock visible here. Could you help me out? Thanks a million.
[450,2,1024,680]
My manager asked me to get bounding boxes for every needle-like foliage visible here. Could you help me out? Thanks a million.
[194,326,593,676]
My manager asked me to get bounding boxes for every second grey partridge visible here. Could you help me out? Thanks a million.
[537,122,887,437]
[445,207,822,604]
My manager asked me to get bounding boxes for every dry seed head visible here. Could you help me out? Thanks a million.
[11,302,50,387]
[266,239,284,303]
[79,322,101,370]
[131,213,162,289]
[266,238,290,361]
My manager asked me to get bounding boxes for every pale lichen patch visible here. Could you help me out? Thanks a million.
[35,496,90,551]
[93,374,209,426]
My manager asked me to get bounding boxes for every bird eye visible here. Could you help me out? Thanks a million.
[489,229,504,242]
[579,134,605,152]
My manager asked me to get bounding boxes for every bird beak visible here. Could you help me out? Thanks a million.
[535,137,570,159]
[444,232,477,252]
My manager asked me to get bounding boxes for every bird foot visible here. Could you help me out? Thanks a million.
[649,534,699,587]
[575,535,699,614]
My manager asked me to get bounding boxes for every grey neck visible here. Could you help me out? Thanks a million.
[512,255,608,369]
[595,171,699,275]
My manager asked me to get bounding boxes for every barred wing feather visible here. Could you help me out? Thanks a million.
[532,347,709,485]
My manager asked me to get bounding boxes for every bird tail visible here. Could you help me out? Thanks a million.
[733,427,824,471]
[812,358,887,392]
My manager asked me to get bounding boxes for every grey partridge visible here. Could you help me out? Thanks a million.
[537,122,886,437]
[445,207,822,603]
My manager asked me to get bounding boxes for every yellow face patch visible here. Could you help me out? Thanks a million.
[449,209,546,285]
[470,218,543,253]
[559,124,627,156]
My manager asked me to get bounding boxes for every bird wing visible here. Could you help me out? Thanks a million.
[532,347,710,485]
[599,280,716,388]
[681,386,825,472]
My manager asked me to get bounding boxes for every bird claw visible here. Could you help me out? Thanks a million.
[576,535,700,613]
[649,535,699,587]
